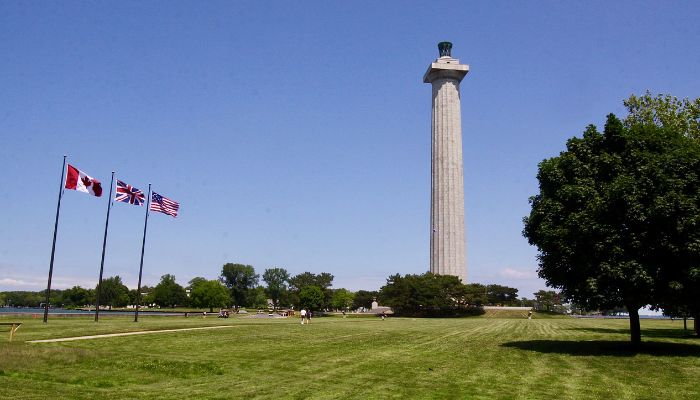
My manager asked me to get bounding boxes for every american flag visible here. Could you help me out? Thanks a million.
[150,191,179,217]
[115,180,145,205]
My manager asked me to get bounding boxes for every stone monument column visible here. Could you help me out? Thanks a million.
[423,42,469,282]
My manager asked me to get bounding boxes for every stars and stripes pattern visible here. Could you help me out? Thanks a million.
[115,180,145,206]
[150,191,179,217]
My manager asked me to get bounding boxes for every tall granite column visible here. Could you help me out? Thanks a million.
[423,42,469,282]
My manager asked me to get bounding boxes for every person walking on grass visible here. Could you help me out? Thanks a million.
[300,308,307,325]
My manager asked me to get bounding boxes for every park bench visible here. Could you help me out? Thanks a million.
[0,322,22,342]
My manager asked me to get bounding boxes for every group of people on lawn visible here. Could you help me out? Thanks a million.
[299,309,313,324]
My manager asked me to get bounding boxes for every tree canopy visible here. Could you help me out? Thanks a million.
[298,286,324,311]
[464,283,488,306]
[351,290,378,310]
[190,279,230,312]
[288,272,333,291]
[262,267,289,309]
[331,288,354,310]
[64,286,93,307]
[524,112,700,342]
[379,273,482,317]
[96,276,130,308]
[533,290,563,311]
[220,263,259,308]
[485,284,519,306]
[188,277,207,289]
[289,271,334,309]
[248,286,269,309]
[152,274,187,308]
[623,91,700,140]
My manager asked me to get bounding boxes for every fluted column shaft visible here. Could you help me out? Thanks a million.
[424,55,469,282]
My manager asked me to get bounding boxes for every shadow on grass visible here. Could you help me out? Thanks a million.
[569,327,698,339]
[501,340,700,357]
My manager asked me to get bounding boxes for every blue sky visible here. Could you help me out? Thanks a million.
[1,1,699,299]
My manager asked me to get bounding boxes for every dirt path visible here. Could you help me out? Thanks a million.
[27,325,236,343]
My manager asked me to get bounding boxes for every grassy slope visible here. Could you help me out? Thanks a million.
[1,315,698,399]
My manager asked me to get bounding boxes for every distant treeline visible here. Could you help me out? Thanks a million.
[1,265,560,315]
[0,264,379,312]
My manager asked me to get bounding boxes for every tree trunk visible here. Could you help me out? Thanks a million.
[694,312,700,337]
[683,316,687,331]
[627,306,641,345]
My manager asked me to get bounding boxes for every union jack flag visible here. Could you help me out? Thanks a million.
[115,180,145,206]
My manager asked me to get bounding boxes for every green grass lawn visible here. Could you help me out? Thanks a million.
[1,314,698,399]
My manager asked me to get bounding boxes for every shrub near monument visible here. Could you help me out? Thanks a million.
[379,272,484,317]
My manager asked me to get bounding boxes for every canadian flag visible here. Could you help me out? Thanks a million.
[65,164,103,197]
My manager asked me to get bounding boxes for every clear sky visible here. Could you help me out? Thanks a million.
[1,1,699,299]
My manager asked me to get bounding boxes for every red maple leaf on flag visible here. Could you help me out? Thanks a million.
[80,174,103,196]
[81,175,92,188]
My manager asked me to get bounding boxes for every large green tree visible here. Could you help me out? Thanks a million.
[289,272,334,309]
[486,284,519,306]
[298,286,324,311]
[533,290,562,311]
[187,277,207,289]
[464,283,488,306]
[190,279,230,312]
[96,276,130,309]
[220,263,259,308]
[152,274,187,308]
[524,113,700,343]
[248,286,269,309]
[624,93,700,335]
[379,273,480,317]
[63,286,92,307]
[130,285,152,307]
[331,288,354,311]
[351,290,378,310]
[262,267,289,310]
